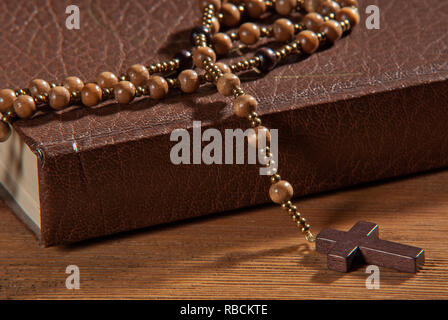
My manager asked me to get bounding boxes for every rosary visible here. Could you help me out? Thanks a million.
[0,0,424,273]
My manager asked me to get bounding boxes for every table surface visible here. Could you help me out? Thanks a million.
[1,169,447,300]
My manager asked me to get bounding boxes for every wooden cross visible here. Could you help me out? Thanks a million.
[316,221,425,273]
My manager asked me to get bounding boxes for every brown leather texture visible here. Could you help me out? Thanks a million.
[0,0,447,246]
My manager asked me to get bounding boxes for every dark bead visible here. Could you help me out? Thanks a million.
[174,50,194,71]
[190,26,211,45]
[254,47,277,72]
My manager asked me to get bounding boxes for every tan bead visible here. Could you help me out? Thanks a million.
[273,18,295,42]
[147,76,169,99]
[320,20,342,42]
[303,0,322,12]
[216,73,240,96]
[211,33,233,55]
[318,0,341,16]
[216,62,232,74]
[81,83,102,107]
[210,16,220,34]
[114,81,136,104]
[178,70,200,93]
[97,71,119,89]
[275,0,297,15]
[0,89,17,113]
[238,23,260,45]
[234,94,257,118]
[127,64,150,86]
[13,95,36,119]
[248,126,271,148]
[221,3,240,27]
[303,13,324,32]
[49,86,71,110]
[0,120,11,142]
[246,0,266,18]
[63,76,84,92]
[269,180,294,204]
[336,0,358,8]
[193,46,217,67]
[199,0,221,11]
[296,30,320,54]
[336,6,360,27]
[28,79,51,97]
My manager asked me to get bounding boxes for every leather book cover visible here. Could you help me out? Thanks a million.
[0,0,447,246]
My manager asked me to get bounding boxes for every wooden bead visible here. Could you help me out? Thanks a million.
[199,0,221,11]
[320,20,342,42]
[147,76,169,99]
[211,33,233,55]
[13,95,36,118]
[303,0,322,12]
[275,0,297,15]
[248,126,271,149]
[273,18,295,42]
[81,83,102,107]
[234,94,257,118]
[193,46,216,68]
[0,120,11,142]
[0,89,16,113]
[178,70,200,93]
[114,81,136,104]
[296,30,320,54]
[269,180,294,204]
[216,62,231,74]
[303,12,324,32]
[210,16,220,34]
[216,73,240,96]
[246,0,267,18]
[28,79,51,97]
[97,72,119,88]
[127,64,150,86]
[238,23,260,45]
[221,3,240,27]
[336,6,360,27]
[318,0,341,16]
[64,77,84,92]
[49,86,71,110]
[255,47,277,72]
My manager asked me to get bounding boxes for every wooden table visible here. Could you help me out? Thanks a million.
[1,169,447,299]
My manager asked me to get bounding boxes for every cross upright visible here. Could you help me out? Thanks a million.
[316,221,425,273]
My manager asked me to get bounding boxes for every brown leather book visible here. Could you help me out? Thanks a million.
[0,0,447,246]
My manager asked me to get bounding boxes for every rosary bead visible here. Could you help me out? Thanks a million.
[248,126,271,149]
[217,73,240,96]
[318,0,341,16]
[190,26,211,45]
[302,12,324,33]
[174,50,194,71]
[28,79,51,97]
[0,120,11,142]
[49,86,70,110]
[193,46,216,68]
[64,76,84,92]
[178,70,200,93]
[216,62,231,74]
[273,18,295,42]
[275,0,297,15]
[296,30,320,54]
[210,17,220,34]
[320,20,342,42]
[97,72,119,89]
[238,23,261,45]
[336,0,358,8]
[127,64,150,86]
[199,0,221,11]
[269,180,294,204]
[234,94,257,118]
[13,95,36,118]
[336,6,360,27]
[147,76,169,99]
[81,83,102,107]
[114,81,136,104]
[0,89,17,113]
[211,33,233,55]
[303,0,322,12]
[246,0,266,18]
[221,3,241,27]
[254,48,277,72]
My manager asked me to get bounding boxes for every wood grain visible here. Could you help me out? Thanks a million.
[1,169,448,299]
